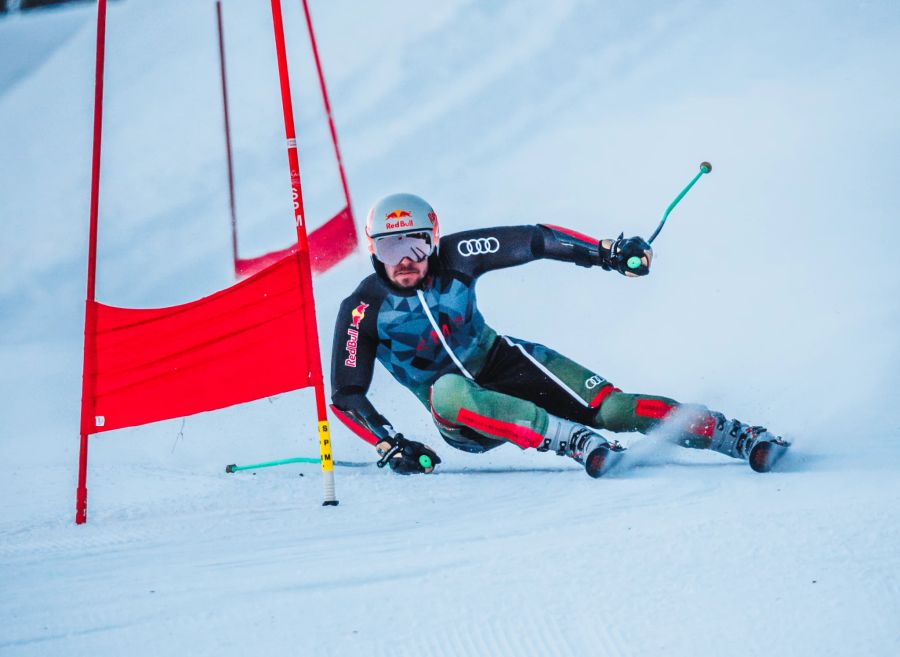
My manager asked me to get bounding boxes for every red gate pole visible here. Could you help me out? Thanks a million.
[77,0,108,525]
[269,0,337,505]
[215,0,240,268]
[299,0,355,225]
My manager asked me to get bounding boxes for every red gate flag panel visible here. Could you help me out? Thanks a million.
[308,205,357,272]
[84,253,312,434]
[76,0,342,523]
[235,205,357,280]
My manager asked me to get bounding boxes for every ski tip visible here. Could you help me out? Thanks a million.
[585,449,606,479]
[749,441,790,473]
[584,444,625,478]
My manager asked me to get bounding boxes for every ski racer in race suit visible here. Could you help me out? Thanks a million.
[330,193,788,477]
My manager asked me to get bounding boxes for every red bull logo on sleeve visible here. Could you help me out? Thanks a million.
[350,302,369,329]
[344,329,359,367]
[345,301,370,366]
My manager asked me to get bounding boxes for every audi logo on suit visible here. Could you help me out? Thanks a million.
[457,237,500,256]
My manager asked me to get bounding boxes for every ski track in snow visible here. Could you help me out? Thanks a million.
[2,447,900,656]
[2,0,900,655]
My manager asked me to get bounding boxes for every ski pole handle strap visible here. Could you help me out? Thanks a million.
[376,443,402,468]
[376,435,442,474]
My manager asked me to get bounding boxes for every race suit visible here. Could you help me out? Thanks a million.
[330,225,715,454]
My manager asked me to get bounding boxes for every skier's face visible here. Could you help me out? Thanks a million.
[385,256,428,288]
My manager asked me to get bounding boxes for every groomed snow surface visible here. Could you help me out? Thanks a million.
[2,1,899,656]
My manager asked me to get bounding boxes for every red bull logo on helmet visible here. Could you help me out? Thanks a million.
[385,219,415,230]
[384,209,414,231]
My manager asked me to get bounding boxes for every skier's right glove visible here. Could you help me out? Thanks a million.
[376,434,441,475]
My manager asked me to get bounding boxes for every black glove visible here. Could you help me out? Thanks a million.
[376,434,442,475]
[599,233,652,276]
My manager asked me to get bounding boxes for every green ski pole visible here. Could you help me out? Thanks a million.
[225,453,373,473]
[645,161,712,247]
[225,457,321,473]
[225,457,367,473]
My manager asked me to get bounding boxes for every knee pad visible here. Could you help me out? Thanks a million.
[430,373,474,424]
[595,391,640,431]
[431,375,506,453]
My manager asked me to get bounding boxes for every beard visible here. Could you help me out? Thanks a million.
[393,270,423,287]
[388,263,426,288]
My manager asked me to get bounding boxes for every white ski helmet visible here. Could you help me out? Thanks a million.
[365,193,440,262]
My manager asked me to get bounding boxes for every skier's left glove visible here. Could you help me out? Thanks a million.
[599,234,653,277]
[376,434,441,475]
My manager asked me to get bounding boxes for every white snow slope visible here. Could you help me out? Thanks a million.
[2,1,899,655]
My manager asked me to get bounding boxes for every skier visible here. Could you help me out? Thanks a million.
[330,193,788,477]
